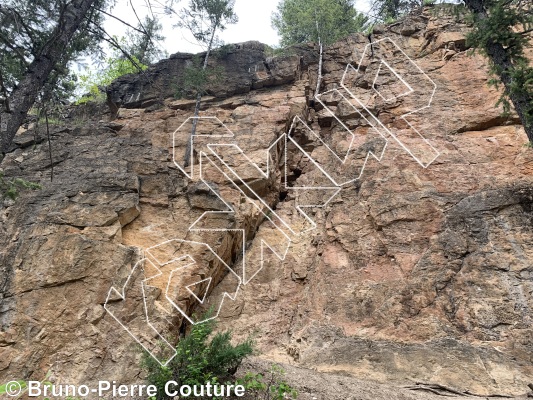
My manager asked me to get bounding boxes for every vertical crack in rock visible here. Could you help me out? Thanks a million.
[1,9,533,397]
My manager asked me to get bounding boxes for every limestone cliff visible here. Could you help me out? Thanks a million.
[1,7,532,399]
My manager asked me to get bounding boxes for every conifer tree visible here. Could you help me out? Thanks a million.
[0,0,107,157]
[464,0,533,143]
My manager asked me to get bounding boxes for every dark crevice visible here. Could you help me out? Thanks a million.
[286,168,302,186]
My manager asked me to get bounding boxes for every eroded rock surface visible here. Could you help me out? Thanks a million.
[0,7,532,398]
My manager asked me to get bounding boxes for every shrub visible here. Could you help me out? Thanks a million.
[0,171,41,200]
[75,55,147,104]
[141,315,299,399]
[174,56,224,99]
[237,365,298,400]
[142,316,254,400]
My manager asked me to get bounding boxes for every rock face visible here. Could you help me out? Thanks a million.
[107,41,317,109]
[1,7,533,398]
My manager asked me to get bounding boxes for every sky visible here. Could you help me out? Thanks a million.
[103,0,373,59]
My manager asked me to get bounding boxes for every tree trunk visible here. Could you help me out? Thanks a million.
[315,41,323,97]
[314,16,323,97]
[183,26,218,168]
[464,0,533,143]
[0,0,98,157]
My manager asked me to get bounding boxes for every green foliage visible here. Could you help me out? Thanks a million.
[0,380,27,396]
[367,0,422,21]
[429,3,468,22]
[423,0,436,5]
[0,0,165,107]
[141,316,254,400]
[264,45,297,58]
[124,15,167,65]
[272,0,368,47]
[0,0,109,103]
[466,1,531,61]
[214,43,234,59]
[237,365,298,400]
[0,371,52,399]
[177,0,238,48]
[174,56,224,99]
[0,170,41,200]
[76,54,148,104]
[174,0,238,166]
[466,0,533,132]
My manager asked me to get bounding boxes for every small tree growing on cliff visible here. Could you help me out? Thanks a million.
[177,0,238,167]
[463,0,533,144]
[272,0,368,95]
[370,0,424,21]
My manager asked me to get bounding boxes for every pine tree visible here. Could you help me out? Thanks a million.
[272,0,368,94]
[464,0,533,143]
[125,16,167,65]
[0,0,108,157]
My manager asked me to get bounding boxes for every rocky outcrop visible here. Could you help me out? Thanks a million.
[106,41,317,109]
[1,6,532,398]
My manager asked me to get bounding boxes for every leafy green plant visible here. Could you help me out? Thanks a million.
[0,380,27,396]
[142,314,254,400]
[0,171,41,200]
[174,56,224,99]
[464,0,533,143]
[214,44,234,59]
[272,0,368,47]
[237,365,298,400]
[75,54,147,104]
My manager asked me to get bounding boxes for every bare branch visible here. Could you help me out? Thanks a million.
[129,1,161,51]
[0,31,30,67]
[85,20,145,72]
[95,7,147,35]
[144,0,155,18]
[130,1,149,35]
[0,6,38,39]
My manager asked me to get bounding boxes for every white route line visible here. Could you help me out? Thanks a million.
[105,37,441,366]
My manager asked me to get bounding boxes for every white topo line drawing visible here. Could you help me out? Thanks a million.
[105,37,440,366]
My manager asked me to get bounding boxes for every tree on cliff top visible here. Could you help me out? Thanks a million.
[175,0,238,167]
[368,0,424,21]
[272,0,368,47]
[125,15,167,65]
[272,0,368,94]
